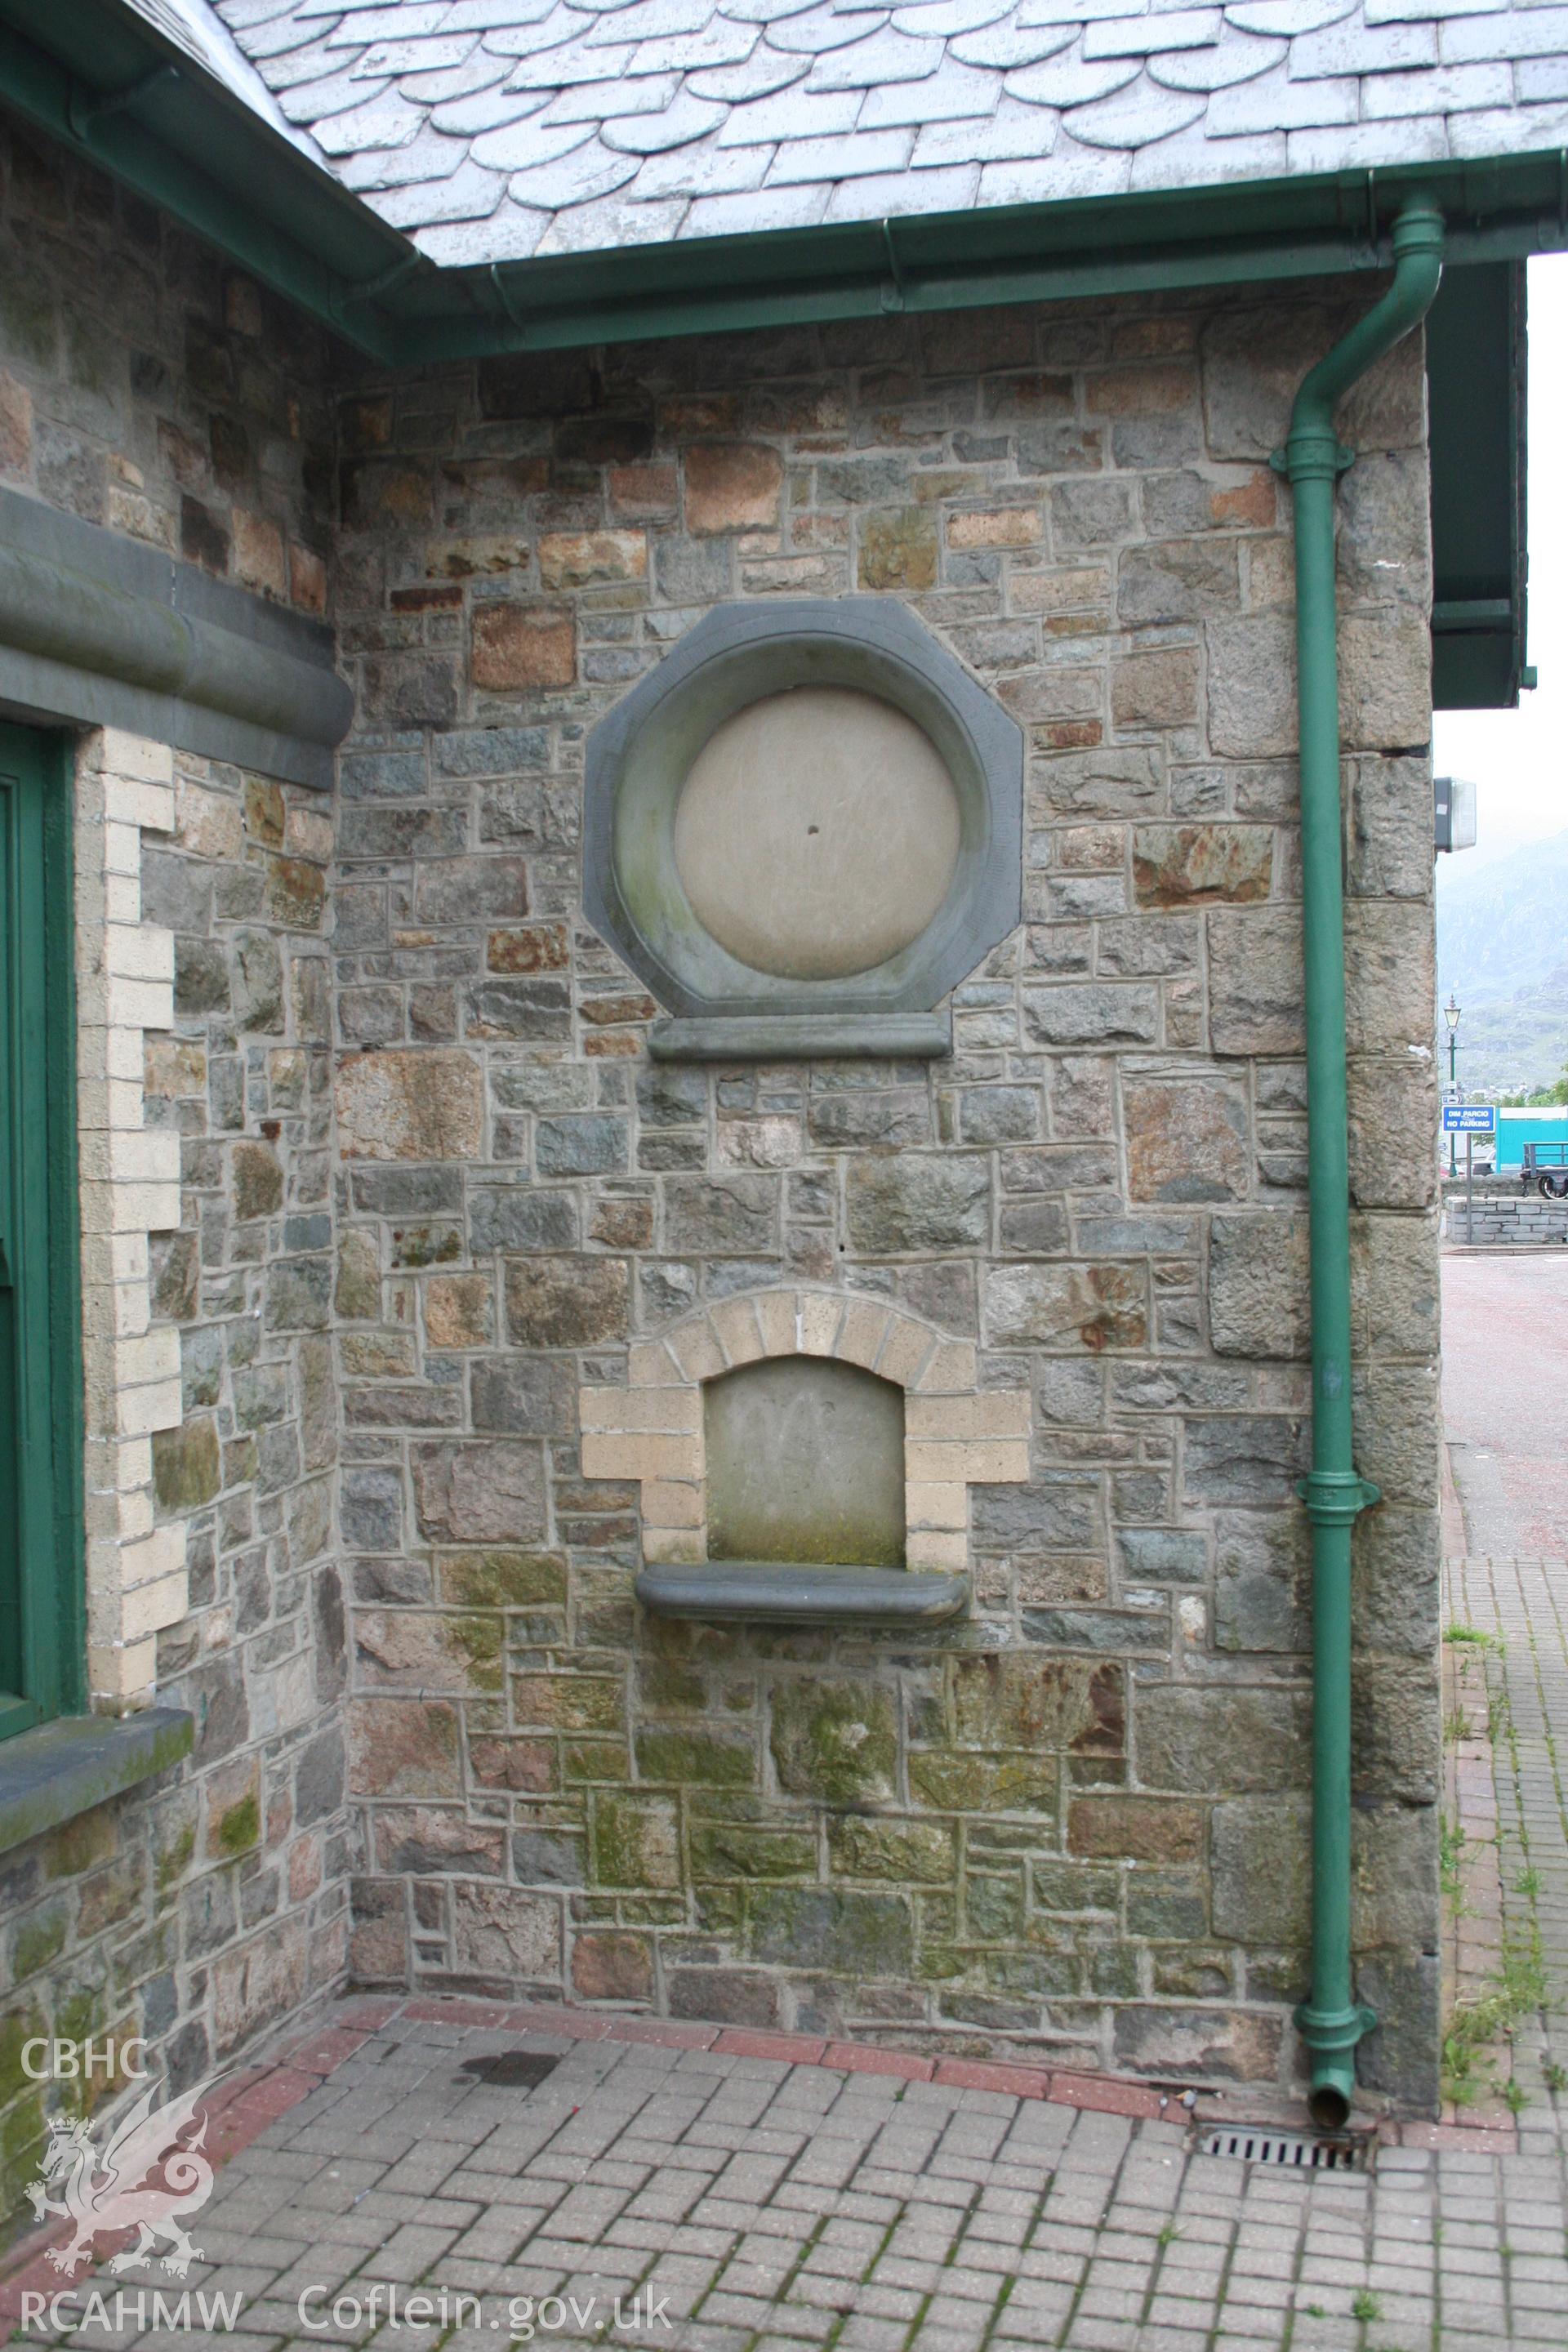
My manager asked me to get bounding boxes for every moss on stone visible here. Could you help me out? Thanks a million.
[619,1895,685,1926]
[151,1417,221,1513]
[908,1752,1058,1815]
[829,1817,956,1886]
[1087,1941,1140,1998]
[232,1140,283,1222]
[216,1793,261,1855]
[639,1661,706,1712]
[0,2084,46,2185]
[225,1434,259,1488]
[46,1806,115,1882]
[448,1613,504,1690]
[11,1905,68,1983]
[696,1885,746,1934]
[390,1224,461,1268]
[54,1989,122,2119]
[769,1680,898,1806]
[0,2007,44,2107]
[983,1946,1080,1998]
[964,1869,1027,1940]
[563,1740,629,1784]
[692,1824,815,1882]
[634,1730,755,1788]
[1033,1861,1121,1914]
[155,1823,196,1900]
[438,1551,567,1608]
[592,1793,679,1890]
[750,1886,912,1976]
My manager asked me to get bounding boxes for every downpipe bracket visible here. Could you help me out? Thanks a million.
[1295,2001,1379,2048]
[1270,439,1354,479]
[1295,1471,1381,1526]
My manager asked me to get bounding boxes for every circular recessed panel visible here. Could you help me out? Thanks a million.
[671,687,962,982]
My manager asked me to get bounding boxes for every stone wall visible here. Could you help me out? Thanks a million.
[0,113,332,605]
[1441,1181,1568,1245]
[0,118,345,2218]
[331,287,1442,2105]
[0,94,1446,2148]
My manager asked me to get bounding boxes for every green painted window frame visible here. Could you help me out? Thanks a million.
[0,722,84,1738]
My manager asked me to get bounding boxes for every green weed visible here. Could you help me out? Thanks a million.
[1443,1933,1550,2106]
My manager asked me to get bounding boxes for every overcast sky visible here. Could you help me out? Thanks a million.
[1431,252,1568,871]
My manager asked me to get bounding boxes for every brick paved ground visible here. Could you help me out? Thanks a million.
[1441,1255,1568,1557]
[9,1261,1568,2350]
[5,1976,1558,2352]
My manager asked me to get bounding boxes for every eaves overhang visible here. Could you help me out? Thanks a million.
[4,0,1568,368]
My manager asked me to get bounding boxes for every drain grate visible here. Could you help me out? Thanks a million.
[1199,2126,1368,2172]
[458,2051,561,2091]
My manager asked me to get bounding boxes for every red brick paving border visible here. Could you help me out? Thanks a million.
[0,1988,1516,2308]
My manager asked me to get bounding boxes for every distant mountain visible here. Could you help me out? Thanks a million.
[1443,962,1568,1099]
[1437,830,1568,1008]
[1437,831,1568,1097]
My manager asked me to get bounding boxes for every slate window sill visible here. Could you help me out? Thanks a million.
[0,1708,194,1857]
[635,1562,970,1625]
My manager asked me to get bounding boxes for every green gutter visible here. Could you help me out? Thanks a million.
[388,163,1554,362]
[1276,198,1446,2131]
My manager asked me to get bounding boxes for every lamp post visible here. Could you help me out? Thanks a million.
[1443,994,1460,1177]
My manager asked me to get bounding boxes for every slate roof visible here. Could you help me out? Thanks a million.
[206,0,1568,266]
[127,0,314,147]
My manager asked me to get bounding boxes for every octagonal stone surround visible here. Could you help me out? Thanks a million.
[581,599,1024,1028]
[578,1286,1031,1574]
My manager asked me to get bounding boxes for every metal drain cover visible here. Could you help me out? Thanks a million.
[1199,2126,1368,2172]
[458,2051,561,2090]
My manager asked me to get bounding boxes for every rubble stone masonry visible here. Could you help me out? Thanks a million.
[330,289,1441,2106]
[0,106,1444,2176]
[0,121,345,2217]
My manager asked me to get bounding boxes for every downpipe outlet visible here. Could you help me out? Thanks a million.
[1274,198,1445,2130]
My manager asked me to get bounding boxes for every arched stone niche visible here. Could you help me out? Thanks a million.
[581,599,1024,1061]
[704,1356,907,1569]
[578,1288,1032,1625]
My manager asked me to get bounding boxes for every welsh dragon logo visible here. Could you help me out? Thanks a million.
[25,2078,216,2278]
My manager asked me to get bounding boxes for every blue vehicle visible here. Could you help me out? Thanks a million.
[1520,1141,1568,1198]
[1497,1110,1568,1175]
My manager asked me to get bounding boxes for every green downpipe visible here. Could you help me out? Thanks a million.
[1278,198,1445,2131]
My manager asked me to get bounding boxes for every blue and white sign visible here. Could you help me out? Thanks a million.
[1443,1104,1496,1134]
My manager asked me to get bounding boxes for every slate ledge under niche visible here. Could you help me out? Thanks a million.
[648,1014,951,1062]
[635,1563,971,1626]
